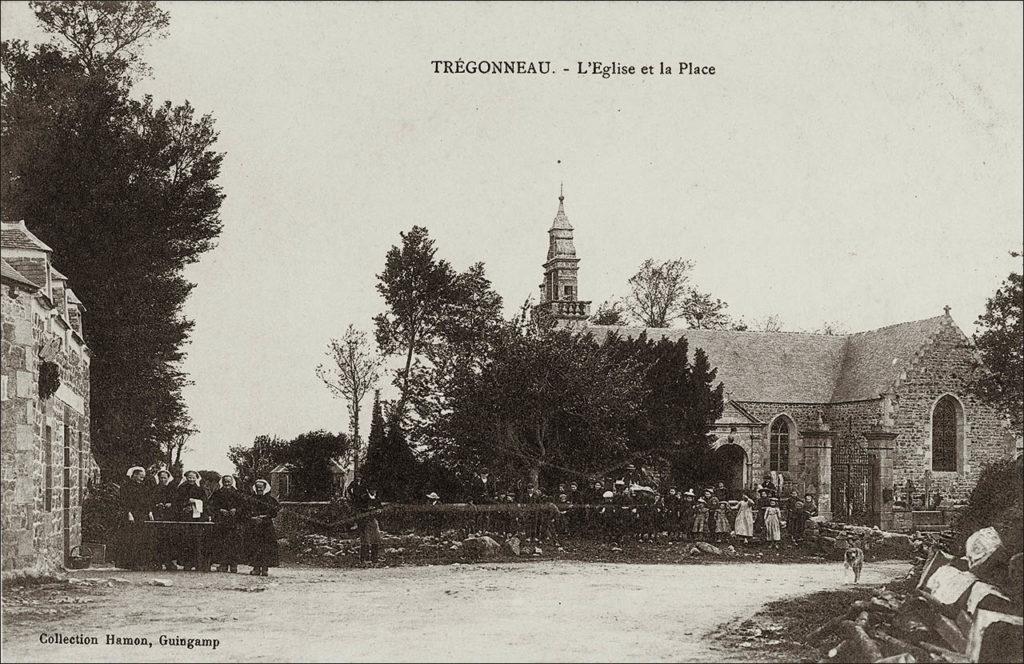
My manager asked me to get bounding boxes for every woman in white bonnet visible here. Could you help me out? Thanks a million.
[174,470,208,570]
[245,479,280,576]
[116,466,154,569]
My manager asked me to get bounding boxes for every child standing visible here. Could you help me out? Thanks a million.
[691,498,708,542]
[733,494,755,546]
[764,497,783,551]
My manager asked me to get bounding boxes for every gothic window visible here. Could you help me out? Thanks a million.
[770,419,790,471]
[932,396,960,472]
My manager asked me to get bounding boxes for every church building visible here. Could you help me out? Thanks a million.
[533,192,1017,531]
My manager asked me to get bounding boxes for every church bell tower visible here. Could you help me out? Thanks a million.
[533,186,591,325]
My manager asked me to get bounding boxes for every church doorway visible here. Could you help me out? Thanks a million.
[712,444,747,497]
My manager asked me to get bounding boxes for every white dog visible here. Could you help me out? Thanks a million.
[844,546,865,583]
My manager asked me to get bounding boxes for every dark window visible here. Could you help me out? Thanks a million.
[78,431,84,506]
[44,425,53,511]
[563,284,574,299]
[770,419,790,471]
[932,396,958,471]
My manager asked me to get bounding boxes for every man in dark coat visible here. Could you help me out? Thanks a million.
[245,479,280,576]
[346,473,382,563]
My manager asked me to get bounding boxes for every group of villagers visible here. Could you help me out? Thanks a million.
[116,466,281,576]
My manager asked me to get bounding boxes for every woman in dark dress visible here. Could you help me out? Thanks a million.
[209,475,244,573]
[246,479,280,576]
[117,467,155,570]
[151,469,180,571]
[174,470,209,571]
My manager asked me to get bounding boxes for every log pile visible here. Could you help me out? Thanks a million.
[812,528,1022,663]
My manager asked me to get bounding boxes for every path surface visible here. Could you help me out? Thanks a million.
[3,560,909,662]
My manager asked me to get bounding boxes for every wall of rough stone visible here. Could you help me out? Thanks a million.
[889,318,1013,504]
[1,286,91,574]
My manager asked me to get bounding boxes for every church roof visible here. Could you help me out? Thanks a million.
[1,259,39,290]
[588,315,949,403]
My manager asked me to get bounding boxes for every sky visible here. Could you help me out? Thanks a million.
[2,2,1021,473]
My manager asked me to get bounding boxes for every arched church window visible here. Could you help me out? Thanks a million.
[770,419,790,471]
[932,396,960,472]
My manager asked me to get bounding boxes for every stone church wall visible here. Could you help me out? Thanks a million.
[890,318,1013,504]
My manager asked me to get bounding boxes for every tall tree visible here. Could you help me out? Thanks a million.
[2,4,224,475]
[625,258,694,327]
[316,325,382,472]
[29,0,169,78]
[374,226,502,424]
[970,253,1023,432]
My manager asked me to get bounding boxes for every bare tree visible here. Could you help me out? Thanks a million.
[317,325,382,472]
[760,314,784,332]
[625,258,694,327]
[160,421,196,476]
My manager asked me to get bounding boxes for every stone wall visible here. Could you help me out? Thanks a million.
[1,286,92,574]
[890,318,1013,503]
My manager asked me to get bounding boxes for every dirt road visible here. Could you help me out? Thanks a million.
[3,560,909,662]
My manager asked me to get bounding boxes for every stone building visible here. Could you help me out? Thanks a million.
[1,220,94,574]
[534,193,1017,530]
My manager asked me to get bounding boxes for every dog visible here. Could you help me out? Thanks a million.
[844,546,865,583]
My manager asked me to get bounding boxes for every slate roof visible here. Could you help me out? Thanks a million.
[0,259,38,290]
[1,220,52,252]
[588,315,948,403]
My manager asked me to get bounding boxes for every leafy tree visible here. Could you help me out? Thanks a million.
[373,226,502,424]
[228,434,291,489]
[438,317,644,489]
[316,325,382,472]
[197,470,222,490]
[591,299,628,325]
[626,258,694,327]
[2,5,224,476]
[286,430,350,500]
[159,422,195,478]
[970,254,1023,432]
[603,332,724,463]
[29,1,169,79]
[680,289,732,329]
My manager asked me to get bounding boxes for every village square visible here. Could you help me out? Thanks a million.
[1,2,1022,663]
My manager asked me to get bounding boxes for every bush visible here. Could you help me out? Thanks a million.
[955,458,1023,556]
[81,481,121,545]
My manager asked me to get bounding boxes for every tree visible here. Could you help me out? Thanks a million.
[316,325,382,472]
[591,299,628,325]
[159,421,196,477]
[373,226,502,423]
[625,258,694,327]
[2,7,224,475]
[759,314,784,332]
[680,289,732,329]
[286,430,350,500]
[30,1,170,79]
[603,332,724,467]
[363,418,420,501]
[812,321,848,336]
[438,318,644,489]
[970,254,1023,432]
[228,434,290,489]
